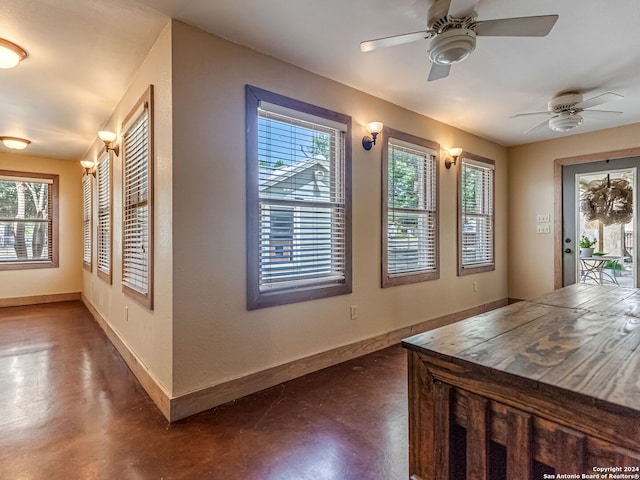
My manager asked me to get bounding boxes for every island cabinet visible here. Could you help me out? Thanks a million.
[402,284,640,480]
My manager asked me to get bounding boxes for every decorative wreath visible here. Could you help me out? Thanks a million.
[580,175,633,225]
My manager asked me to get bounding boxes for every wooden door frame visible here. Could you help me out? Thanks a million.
[553,146,640,289]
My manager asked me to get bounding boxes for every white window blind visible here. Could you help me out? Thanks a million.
[460,157,494,269]
[386,139,437,277]
[122,107,150,297]
[96,153,111,280]
[82,174,92,268]
[0,173,55,267]
[257,107,346,293]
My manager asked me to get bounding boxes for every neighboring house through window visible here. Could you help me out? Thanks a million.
[0,170,58,270]
[246,85,352,309]
[458,153,495,275]
[382,128,439,287]
[121,86,154,309]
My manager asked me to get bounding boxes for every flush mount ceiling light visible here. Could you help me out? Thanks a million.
[0,136,31,150]
[0,38,27,69]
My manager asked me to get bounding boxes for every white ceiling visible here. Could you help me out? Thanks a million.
[2,0,640,160]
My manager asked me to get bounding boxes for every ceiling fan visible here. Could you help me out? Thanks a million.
[360,0,558,81]
[512,91,624,133]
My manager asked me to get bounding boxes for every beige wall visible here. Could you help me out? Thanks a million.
[0,152,82,300]
[170,21,508,396]
[81,22,174,394]
[508,123,640,300]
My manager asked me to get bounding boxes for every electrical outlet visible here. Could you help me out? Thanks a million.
[472,281,477,292]
[125,306,129,321]
[536,224,550,234]
[536,214,550,223]
[350,305,359,320]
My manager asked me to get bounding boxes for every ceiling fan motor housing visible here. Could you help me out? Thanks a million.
[429,29,477,65]
[548,92,583,113]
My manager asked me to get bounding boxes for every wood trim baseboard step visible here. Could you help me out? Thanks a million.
[82,294,507,422]
[169,297,508,422]
[0,292,81,308]
[81,295,172,420]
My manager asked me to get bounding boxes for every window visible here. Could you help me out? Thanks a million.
[458,153,495,275]
[121,86,154,309]
[382,128,439,287]
[96,151,111,283]
[82,174,92,270]
[246,85,352,309]
[0,170,58,270]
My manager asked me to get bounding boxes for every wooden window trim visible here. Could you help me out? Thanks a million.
[96,149,112,284]
[0,170,59,271]
[121,85,154,309]
[245,85,352,309]
[457,152,495,276]
[381,127,440,287]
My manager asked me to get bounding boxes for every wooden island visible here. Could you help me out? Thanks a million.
[402,284,640,480]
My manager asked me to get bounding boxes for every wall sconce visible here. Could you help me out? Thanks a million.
[98,130,119,156]
[0,136,31,150]
[362,122,383,150]
[445,147,463,169]
[80,160,96,176]
[0,38,27,69]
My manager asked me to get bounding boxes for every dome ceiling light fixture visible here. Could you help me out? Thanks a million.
[0,38,27,69]
[0,136,31,150]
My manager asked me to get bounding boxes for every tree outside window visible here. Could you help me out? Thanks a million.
[0,171,57,269]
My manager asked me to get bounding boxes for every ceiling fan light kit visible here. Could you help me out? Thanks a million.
[429,29,476,65]
[549,112,583,132]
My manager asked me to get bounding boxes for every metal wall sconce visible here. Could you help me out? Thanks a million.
[362,122,383,150]
[445,147,463,169]
[98,130,119,156]
[80,160,96,176]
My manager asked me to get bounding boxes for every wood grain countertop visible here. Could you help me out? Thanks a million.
[402,283,640,418]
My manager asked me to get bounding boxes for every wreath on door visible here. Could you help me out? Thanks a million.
[580,175,633,225]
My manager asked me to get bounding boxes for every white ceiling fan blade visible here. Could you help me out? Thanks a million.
[523,118,550,134]
[475,15,559,36]
[574,92,624,110]
[447,0,478,18]
[428,63,451,82]
[581,110,624,120]
[510,111,549,118]
[360,31,430,52]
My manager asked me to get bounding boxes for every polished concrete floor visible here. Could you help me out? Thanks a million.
[0,301,409,480]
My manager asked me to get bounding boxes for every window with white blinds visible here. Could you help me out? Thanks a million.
[96,152,111,282]
[82,174,92,269]
[458,154,495,276]
[246,85,352,309]
[382,129,439,287]
[121,86,153,309]
[0,170,58,270]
